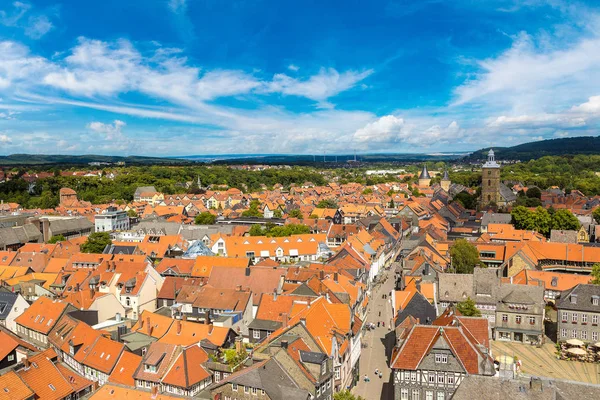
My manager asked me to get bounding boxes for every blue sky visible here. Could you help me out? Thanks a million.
[1,0,600,156]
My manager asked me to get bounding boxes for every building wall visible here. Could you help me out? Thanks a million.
[394,369,464,400]
[89,294,127,323]
[480,167,500,208]
[3,295,30,333]
[495,309,544,344]
[558,309,600,343]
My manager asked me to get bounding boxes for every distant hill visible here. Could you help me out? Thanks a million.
[464,136,600,162]
[0,154,189,166]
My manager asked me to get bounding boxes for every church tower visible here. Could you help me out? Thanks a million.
[480,149,501,208]
[440,170,451,192]
[418,165,431,187]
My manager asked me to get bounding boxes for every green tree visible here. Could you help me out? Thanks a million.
[453,192,477,210]
[288,209,303,219]
[362,188,373,195]
[457,297,482,317]
[48,234,65,244]
[591,263,600,285]
[249,224,264,236]
[450,239,483,274]
[531,206,552,236]
[593,207,600,224]
[273,209,283,218]
[80,232,112,254]
[316,199,338,209]
[242,200,263,217]
[526,187,542,199]
[222,347,248,367]
[195,212,217,225]
[127,209,138,218]
[309,214,319,219]
[551,209,580,231]
[334,391,365,400]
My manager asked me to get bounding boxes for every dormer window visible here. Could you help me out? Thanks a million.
[551,277,558,287]
[321,361,326,375]
[571,294,577,304]
[592,296,599,306]
[143,364,157,373]
[435,353,448,363]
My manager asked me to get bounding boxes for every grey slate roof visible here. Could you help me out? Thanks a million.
[299,351,327,364]
[556,284,600,313]
[499,183,517,202]
[222,358,309,400]
[419,165,431,179]
[0,292,18,319]
[550,230,578,244]
[0,224,41,247]
[182,240,214,258]
[48,217,93,235]
[481,213,512,227]
[452,375,600,400]
[247,319,282,331]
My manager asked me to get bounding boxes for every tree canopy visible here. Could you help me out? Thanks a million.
[48,234,65,244]
[592,207,600,224]
[242,200,263,217]
[334,391,365,400]
[80,232,112,254]
[316,199,338,209]
[591,263,600,285]
[249,223,310,237]
[195,212,217,225]
[511,206,579,236]
[457,297,481,317]
[450,239,483,274]
[288,209,303,219]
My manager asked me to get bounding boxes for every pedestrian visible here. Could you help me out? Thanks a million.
[382,321,385,327]
[379,372,383,379]
[378,311,381,317]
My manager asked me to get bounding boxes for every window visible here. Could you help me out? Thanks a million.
[529,316,536,325]
[593,332,598,341]
[572,313,578,323]
[214,371,220,382]
[412,389,420,400]
[582,330,588,340]
[7,354,14,362]
[593,297,599,306]
[561,329,567,338]
[516,316,522,324]
[593,315,599,325]
[49,384,56,391]
[252,387,257,395]
[571,330,577,338]
[244,386,250,394]
[435,354,447,363]
[232,384,238,392]
[253,330,261,339]
[411,372,417,382]
[582,314,588,324]
[426,391,434,400]
[401,388,409,400]
[437,393,445,400]
[447,375,454,385]
[437,374,444,384]
[335,366,341,380]
[502,314,508,323]
[428,373,435,384]
[321,362,326,375]
[561,311,568,322]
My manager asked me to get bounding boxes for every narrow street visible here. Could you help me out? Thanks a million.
[353,266,396,400]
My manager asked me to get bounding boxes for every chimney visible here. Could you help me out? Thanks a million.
[115,313,121,322]
[145,317,150,333]
[235,337,243,353]
[300,317,306,326]
[245,267,251,277]
[273,290,278,301]
[139,319,144,330]
[281,340,288,349]
[334,272,338,282]
[208,323,214,335]
[177,320,182,335]
[282,313,289,328]
[236,285,242,292]
[75,283,80,292]
[151,385,159,399]
[319,270,324,280]
[204,311,211,325]
[23,358,30,369]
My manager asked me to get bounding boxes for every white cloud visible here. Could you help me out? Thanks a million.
[554,130,569,137]
[168,0,187,13]
[571,95,600,113]
[354,115,406,143]
[0,41,52,89]
[0,134,12,143]
[0,2,30,27]
[87,120,126,140]
[25,15,53,39]
[267,67,373,104]
[288,64,299,71]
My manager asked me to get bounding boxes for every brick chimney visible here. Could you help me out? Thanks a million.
[334,272,338,282]
[282,312,289,328]
[177,319,182,335]
[208,323,214,335]
[145,317,150,334]
[23,358,30,369]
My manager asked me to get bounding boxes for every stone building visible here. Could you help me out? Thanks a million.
[557,284,600,343]
[480,149,501,208]
[440,171,451,192]
[418,165,431,187]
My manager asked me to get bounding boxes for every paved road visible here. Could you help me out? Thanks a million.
[353,267,396,400]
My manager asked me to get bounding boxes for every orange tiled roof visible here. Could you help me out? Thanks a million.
[108,351,142,387]
[15,297,67,334]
